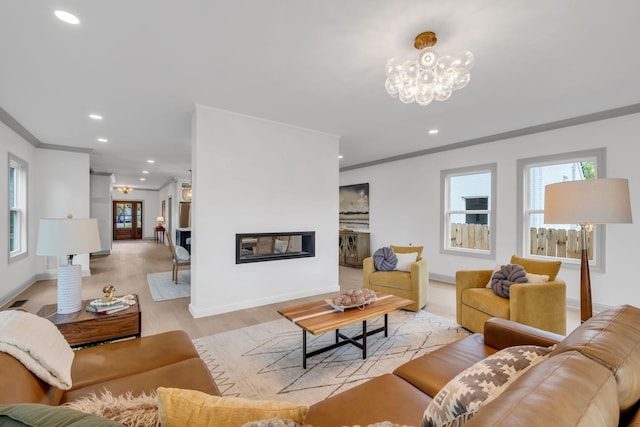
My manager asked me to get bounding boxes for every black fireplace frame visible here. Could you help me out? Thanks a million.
[235,231,315,264]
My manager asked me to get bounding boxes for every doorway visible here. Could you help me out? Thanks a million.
[113,201,143,240]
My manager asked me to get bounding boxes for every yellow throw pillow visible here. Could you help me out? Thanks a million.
[156,388,308,427]
[510,255,561,281]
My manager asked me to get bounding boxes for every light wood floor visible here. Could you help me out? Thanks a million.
[3,240,579,339]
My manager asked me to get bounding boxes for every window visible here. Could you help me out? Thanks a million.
[441,164,496,257]
[8,154,28,262]
[517,148,606,269]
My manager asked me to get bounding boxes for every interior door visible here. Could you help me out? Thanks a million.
[113,201,143,240]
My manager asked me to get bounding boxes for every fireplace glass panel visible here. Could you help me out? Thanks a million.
[236,232,314,263]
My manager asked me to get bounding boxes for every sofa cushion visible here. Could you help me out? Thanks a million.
[61,357,219,404]
[509,255,561,281]
[157,387,308,427]
[305,374,431,427]
[391,245,423,260]
[465,351,619,427]
[421,345,552,427]
[394,334,497,398]
[0,403,122,426]
[369,270,412,291]
[69,330,201,391]
[461,289,510,319]
[550,304,640,410]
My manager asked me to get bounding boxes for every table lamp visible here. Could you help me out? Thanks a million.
[544,178,632,322]
[36,217,102,314]
[156,216,164,227]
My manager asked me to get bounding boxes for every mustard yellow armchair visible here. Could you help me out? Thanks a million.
[456,255,566,335]
[363,245,428,311]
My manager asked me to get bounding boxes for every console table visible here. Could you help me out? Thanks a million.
[37,294,141,347]
[339,230,370,268]
[154,225,165,244]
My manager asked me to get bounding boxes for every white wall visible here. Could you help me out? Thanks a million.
[110,189,161,240]
[0,121,38,303]
[340,112,640,310]
[190,105,340,317]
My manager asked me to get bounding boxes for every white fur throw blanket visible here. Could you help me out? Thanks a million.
[0,310,74,389]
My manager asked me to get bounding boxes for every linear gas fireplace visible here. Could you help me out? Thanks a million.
[236,231,315,264]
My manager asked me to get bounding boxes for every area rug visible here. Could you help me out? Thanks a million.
[193,310,469,405]
[146,271,190,301]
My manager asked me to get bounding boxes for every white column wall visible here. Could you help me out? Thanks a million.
[340,112,640,310]
[35,149,92,275]
[190,105,340,317]
[90,174,113,254]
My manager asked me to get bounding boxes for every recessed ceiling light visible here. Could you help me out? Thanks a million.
[428,129,439,135]
[142,170,149,174]
[89,114,103,120]
[338,155,343,159]
[54,10,80,25]
[139,178,146,181]
[97,138,108,143]
[146,160,155,164]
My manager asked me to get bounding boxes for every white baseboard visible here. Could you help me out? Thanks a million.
[429,273,455,284]
[0,275,38,307]
[566,298,611,315]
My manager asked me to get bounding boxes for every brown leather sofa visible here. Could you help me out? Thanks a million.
[0,330,219,406]
[4,306,640,426]
[305,304,640,427]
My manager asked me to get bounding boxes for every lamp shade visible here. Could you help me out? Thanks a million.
[156,216,164,222]
[544,178,632,225]
[36,218,102,256]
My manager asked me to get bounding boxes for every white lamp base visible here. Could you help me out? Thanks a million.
[57,264,82,314]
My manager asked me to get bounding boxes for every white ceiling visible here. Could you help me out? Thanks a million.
[2,1,640,190]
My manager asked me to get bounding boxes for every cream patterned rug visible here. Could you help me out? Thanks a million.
[146,271,190,301]
[193,310,469,405]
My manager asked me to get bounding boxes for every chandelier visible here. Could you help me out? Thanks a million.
[117,186,134,194]
[385,31,473,106]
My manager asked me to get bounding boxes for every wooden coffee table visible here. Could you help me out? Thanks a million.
[278,293,413,368]
[37,294,141,348]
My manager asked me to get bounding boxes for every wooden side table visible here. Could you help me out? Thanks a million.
[37,294,141,348]
[155,226,165,244]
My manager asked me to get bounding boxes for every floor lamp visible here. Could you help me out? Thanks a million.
[36,217,102,314]
[544,178,632,322]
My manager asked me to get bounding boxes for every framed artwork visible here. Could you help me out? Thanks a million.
[339,183,369,229]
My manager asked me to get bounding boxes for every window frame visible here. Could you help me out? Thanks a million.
[516,148,606,271]
[8,153,28,263]
[440,163,497,258]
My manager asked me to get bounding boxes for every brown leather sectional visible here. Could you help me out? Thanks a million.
[305,304,640,427]
[3,305,640,427]
[0,330,220,405]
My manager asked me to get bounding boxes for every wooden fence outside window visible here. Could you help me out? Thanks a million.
[450,223,593,260]
[529,227,593,260]
[450,223,490,250]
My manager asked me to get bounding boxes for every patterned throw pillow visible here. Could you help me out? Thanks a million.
[421,345,553,427]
